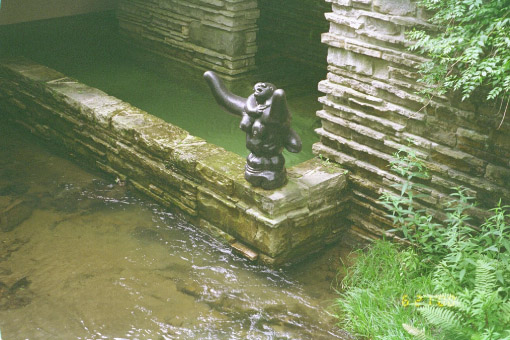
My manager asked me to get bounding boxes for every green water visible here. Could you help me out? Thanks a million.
[0,12,320,167]
[0,121,351,339]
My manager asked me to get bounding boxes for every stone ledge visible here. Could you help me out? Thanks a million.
[0,57,350,266]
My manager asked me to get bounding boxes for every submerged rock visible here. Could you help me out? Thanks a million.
[8,277,31,293]
[0,183,29,196]
[0,277,33,310]
[0,196,36,232]
[131,226,163,243]
[48,180,128,214]
[0,238,27,262]
[50,183,86,213]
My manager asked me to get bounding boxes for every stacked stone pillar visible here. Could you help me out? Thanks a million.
[117,0,259,78]
[314,0,510,240]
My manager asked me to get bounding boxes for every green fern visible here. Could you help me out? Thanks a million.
[502,302,510,324]
[402,323,430,340]
[419,305,466,339]
[474,260,497,298]
[418,259,510,340]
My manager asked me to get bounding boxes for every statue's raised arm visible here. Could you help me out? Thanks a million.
[203,71,302,190]
[203,71,245,116]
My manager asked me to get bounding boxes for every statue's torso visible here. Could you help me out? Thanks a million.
[243,96,287,156]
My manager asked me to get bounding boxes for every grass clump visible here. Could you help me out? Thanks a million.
[337,240,433,339]
[335,147,510,340]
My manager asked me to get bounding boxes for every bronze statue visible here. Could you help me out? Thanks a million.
[204,71,302,190]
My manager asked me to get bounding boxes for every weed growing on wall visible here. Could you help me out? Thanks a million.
[408,0,510,126]
[335,148,510,339]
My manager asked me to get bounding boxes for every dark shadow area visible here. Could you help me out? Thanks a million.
[256,0,330,96]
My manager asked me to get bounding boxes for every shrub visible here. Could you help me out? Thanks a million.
[407,0,510,126]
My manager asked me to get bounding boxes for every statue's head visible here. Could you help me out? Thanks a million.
[253,82,276,101]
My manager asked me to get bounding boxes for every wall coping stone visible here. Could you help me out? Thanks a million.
[0,57,350,266]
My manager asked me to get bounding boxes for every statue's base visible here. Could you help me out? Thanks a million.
[245,166,287,190]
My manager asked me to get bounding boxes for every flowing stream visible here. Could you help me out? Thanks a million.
[0,122,352,339]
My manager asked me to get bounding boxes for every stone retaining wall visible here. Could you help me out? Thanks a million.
[314,0,510,240]
[117,0,259,78]
[0,58,349,265]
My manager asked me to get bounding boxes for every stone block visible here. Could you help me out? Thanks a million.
[231,241,258,261]
[318,109,387,141]
[197,188,240,228]
[371,80,423,109]
[319,80,383,106]
[327,48,374,76]
[255,181,308,217]
[363,16,400,35]
[198,219,236,244]
[170,135,225,175]
[448,168,505,198]
[249,219,291,257]
[353,0,372,6]
[0,58,65,83]
[189,22,247,56]
[326,12,363,30]
[135,123,190,159]
[46,80,126,128]
[485,164,510,188]
[106,147,145,179]
[373,0,416,16]
[111,107,163,139]
[329,23,358,39]
[130,179,197,216]
[327,72,378,96]
[196,150,245,195]
[431,145,486,176]
[328,0,352,6]
[492,130,510,159]
[456,127,489,150]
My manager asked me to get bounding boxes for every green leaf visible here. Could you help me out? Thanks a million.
[459,268,467,282]
[484,245,499,253]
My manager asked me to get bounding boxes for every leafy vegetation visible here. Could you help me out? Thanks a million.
[407,0,510,125]
[335,148,510,339]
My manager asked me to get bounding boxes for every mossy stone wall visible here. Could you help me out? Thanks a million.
[0,58,349,265]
